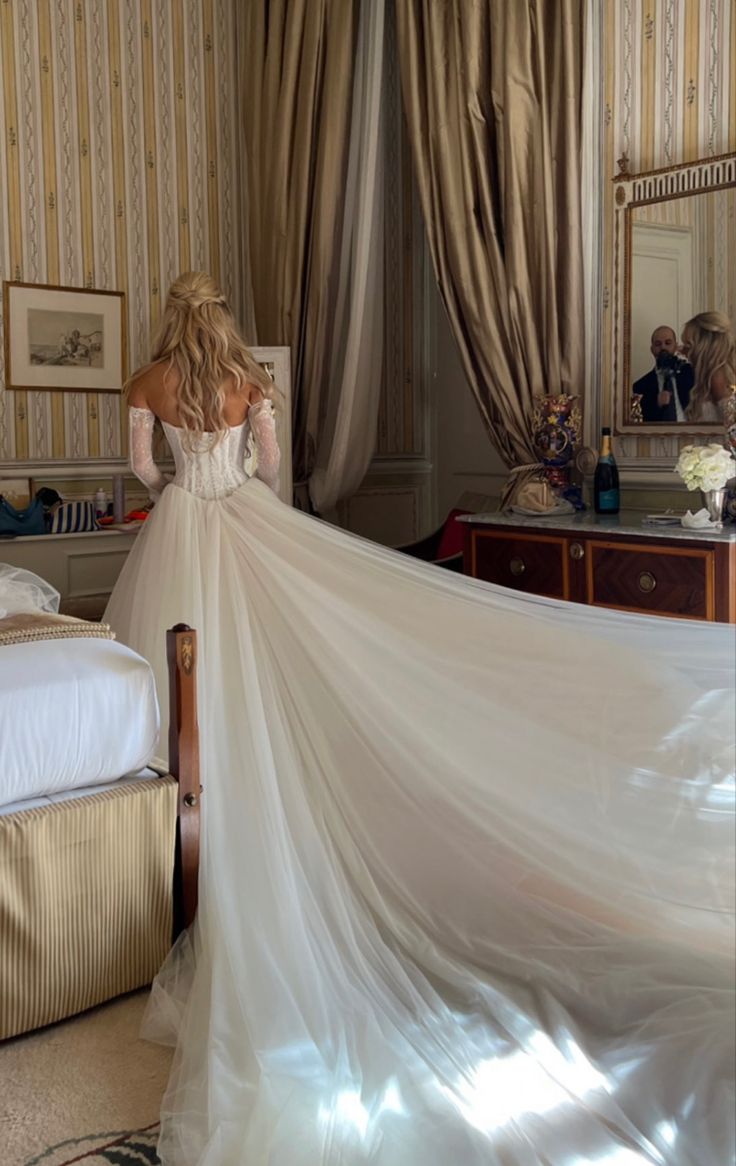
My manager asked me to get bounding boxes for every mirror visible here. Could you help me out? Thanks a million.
[613,153,736,435]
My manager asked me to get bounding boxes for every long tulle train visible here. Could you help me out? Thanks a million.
[105,478,735,1165]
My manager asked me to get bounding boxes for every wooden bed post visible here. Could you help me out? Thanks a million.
[167,624,201,937]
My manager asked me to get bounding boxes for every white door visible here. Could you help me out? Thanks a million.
[630,223,693,385]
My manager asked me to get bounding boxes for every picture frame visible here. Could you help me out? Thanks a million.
[0,476,34,507]
[2,281,126,393]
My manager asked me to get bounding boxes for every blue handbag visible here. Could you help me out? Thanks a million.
[0,495,46,538]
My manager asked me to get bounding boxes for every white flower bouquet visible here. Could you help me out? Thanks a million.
[675,443,736,492]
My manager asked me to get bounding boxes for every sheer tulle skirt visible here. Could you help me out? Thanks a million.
[105,479,735,1165]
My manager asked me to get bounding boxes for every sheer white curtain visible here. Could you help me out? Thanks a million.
[308,0,386,516]
[580,0,603,445]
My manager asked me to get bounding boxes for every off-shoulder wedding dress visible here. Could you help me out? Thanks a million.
[105,402,735,1166]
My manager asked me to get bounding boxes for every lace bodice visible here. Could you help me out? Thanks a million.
[129,401,280,501]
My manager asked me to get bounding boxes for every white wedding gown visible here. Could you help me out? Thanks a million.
[105,403,735,1166]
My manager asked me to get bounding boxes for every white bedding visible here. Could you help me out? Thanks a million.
[0,766,164,816]
[0,637,160,807]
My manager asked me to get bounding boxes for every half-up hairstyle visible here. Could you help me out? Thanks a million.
[148,271,273,444]
[683,311,736,421]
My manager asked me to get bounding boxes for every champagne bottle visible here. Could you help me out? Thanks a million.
[593,427,620,515]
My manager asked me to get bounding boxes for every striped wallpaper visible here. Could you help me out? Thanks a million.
[3,4,732,472]
[0,0,238,465]
[601,0,736,454]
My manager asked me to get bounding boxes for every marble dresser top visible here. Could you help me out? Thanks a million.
[457,509,736,543]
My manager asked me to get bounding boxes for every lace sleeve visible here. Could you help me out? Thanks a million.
[720,387,736,454]
[248,398,281,493]
[129,407,171,499]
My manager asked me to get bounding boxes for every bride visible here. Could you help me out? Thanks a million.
[105,272,735,1166]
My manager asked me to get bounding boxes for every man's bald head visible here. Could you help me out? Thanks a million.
[650,326,677,359]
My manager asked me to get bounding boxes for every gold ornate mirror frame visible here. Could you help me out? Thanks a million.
[612,151,736,437]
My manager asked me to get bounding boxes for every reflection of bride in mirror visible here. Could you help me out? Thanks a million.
[681,311,736,423]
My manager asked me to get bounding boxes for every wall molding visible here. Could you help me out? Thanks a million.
[339,482,424,546]
[618,460,691,488]
[1,457,132,479]
[368,455,433,475]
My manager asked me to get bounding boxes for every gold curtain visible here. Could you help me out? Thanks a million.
[396,0,585,468]
[236,1,357,503]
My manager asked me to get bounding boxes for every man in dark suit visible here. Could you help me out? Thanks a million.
[632,325,694,422]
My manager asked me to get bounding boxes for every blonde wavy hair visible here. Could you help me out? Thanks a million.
[682,311,736,421]
[145,271,273,443]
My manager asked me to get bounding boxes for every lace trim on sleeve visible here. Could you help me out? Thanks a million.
[719,386,736,424]
[721,388,736,455]
[248,399,281,493]
[129,407,171,499]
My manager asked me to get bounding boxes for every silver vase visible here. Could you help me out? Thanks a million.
[701,488,726,525]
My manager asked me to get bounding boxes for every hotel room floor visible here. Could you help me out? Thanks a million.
[0,989,171,1165]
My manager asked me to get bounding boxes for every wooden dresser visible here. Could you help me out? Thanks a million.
[461,512,736,623]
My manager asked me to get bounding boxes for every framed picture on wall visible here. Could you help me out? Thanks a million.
[2,281,126,393]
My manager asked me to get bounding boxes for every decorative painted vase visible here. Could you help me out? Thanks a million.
[532,394,583,491]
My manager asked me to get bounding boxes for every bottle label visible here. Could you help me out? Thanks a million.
[597,489,619,510]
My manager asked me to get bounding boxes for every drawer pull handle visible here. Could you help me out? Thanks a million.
[569,542,585,561]
[637,571,657,594]
[509,557,526,577]
[183,793,199,808]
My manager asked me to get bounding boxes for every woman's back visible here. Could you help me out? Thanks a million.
[157,413,252,500]
[128,358,254,430]
[127,358,279,501]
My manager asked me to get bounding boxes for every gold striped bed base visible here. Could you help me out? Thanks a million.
[0,625,201,1041]
[0,776,177,1041]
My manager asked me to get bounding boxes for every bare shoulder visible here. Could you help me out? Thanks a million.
[711,367,735,402]
[246,381,267,405]
[246,380,278,412]
[127,360,171,408]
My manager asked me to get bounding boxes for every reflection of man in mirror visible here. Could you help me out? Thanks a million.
[633,326,694,422]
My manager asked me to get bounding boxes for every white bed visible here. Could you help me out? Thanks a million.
[0,607,181,1041]
[0,636,159,807]
[0,567,199,1040]
[0,766,162,817]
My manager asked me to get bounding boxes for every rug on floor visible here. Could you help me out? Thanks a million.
[22,1124,160,1165]
[0,990,172,1166]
